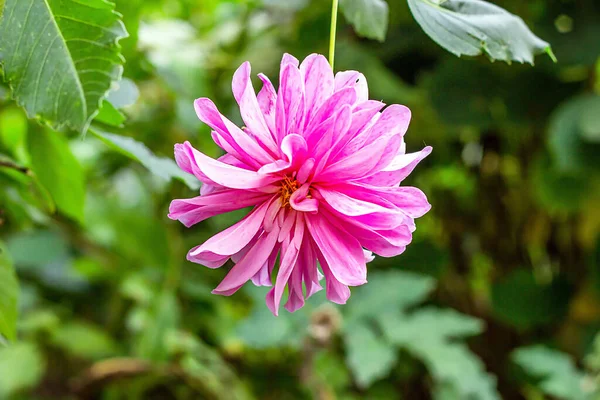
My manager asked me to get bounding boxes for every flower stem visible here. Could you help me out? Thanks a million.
[329,0,339,69]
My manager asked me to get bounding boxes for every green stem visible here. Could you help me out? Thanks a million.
[329,0,339,69]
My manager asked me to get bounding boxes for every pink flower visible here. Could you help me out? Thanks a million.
[169,53,431,315]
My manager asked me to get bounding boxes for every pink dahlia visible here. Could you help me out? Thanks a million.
[169,53,432,315]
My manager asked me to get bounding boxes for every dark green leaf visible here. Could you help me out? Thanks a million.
[90,128,200,190]
[0,241,18,341]
[339,0,389,42]
[407,0,555,64]
[28,128,85,223]
[491,269,571,329]
[0,0,128,132]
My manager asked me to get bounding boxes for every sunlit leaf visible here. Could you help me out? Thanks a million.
[407,0,555,64]
[339,0,389,42]
[0,342,45,397]
[0,241,18,341]
[0,0,128,132]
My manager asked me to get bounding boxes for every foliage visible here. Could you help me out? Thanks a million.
[512,346,590,399]
[0,0,598,398]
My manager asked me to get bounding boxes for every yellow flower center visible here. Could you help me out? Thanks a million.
[280,176,300,208]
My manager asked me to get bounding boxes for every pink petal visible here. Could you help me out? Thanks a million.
[275,63,305,142]
[232,62,279,155]
[257,73,277,135]
[304,88,356,139]
[212,225,281,296]
[316,133,402,183]
[314,242,351,304]
[334,70,368,103]
[305,213,367,286]
[186,200,271,268]
[177,141,279,190]
[360,146,432,187]
[300,54,334,127]
[290,184,319,213]
[169,190,271,228]
[257,134,308,175]
[194,98,274,167]
[314,186,405,230]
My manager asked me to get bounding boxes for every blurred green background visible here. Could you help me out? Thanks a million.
[1,0,600,399]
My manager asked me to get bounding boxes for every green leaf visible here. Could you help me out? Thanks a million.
[0,0,128,133]
[339,0,389,42]
[90,127,200,190]
[344,323,397,389]
[0,241,19,341]
[28,128,85,223]
[0,342,45,397]
[491,269,571,329]
[52,321,119,360]
[381,309,498,400]
[407,0,555,64]
[346,270,435,321]
[134,290,180,362]
[512,346,588,400]
[548,94,600,172]
[382,307,484,344]
[94,100,126,127]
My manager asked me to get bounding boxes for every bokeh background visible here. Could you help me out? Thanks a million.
[1,0,600,399]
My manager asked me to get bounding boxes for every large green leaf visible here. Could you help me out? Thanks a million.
[382,309,498,400]
[90,128,200,190]
[0,0,127,132]
[512,346,588,400]
[28,128,85,223]
[339,0,389,42]
[344,324,397,389]
[0,241,19,341]
[407,0,555,64]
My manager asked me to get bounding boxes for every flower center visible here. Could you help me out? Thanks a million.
[280,176,300,208]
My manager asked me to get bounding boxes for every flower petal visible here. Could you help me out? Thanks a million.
[212,225,281,296]
[360,146,432,187]
[305,213,367,286]
[186,200,272,267]
[232,62,279,155]
[194,98,274,167]
[276,63,305,142]
[334,70,368,103]
[177,141,279,190]
[169,190,271,228]
[300,54,334,127]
